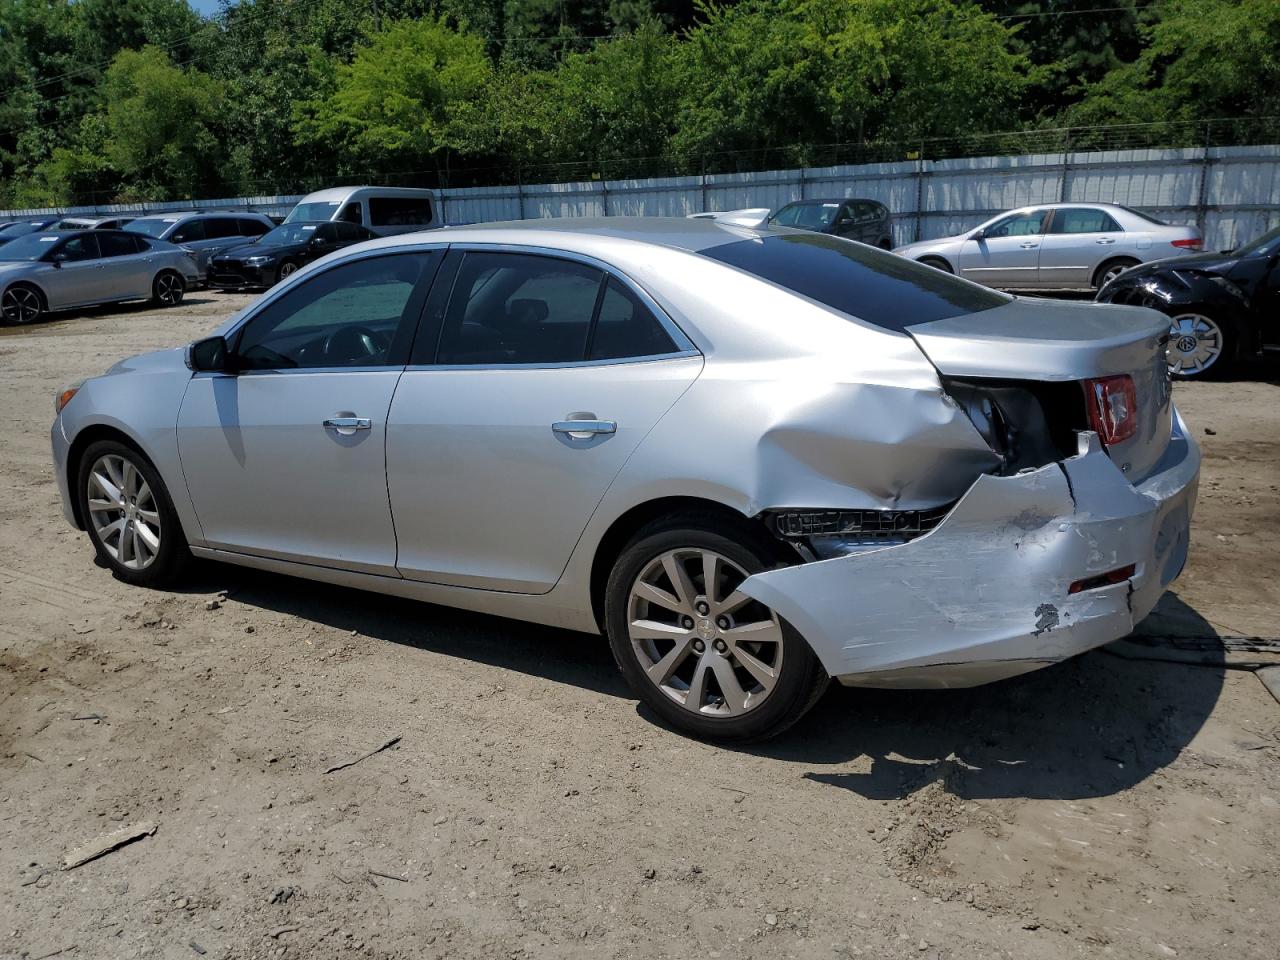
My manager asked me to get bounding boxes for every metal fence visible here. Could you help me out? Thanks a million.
[4,143,1278,252]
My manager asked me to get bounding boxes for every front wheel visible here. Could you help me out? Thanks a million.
[1,283,44,325]
[1167,312,1234,379]
[151,270,185,307]
[77,440,190,587]
[276,261,299,284]
[605,518,828,741]
[919,256,952,274]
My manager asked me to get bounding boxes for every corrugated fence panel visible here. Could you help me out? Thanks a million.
[3,145,1276,251]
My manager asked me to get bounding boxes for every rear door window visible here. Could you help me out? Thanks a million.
[1048,208,1123,234]
[98,233,141,257]
[434,252,600,365]
[368,197,433,227]
[701,233,1009,332]
[238,218,270,236]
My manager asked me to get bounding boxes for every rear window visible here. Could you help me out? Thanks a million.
[1117,205,1166,226]
[701,233,1009,332]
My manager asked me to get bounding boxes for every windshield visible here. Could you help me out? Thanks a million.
[0,222,46,237]
[1234,224,1280,257]
[285,201,341,223]
[702,233,1009,332]
[259,223,322,245]
[770,203,839,229]
[0,233,61,261]
[125,219,177,238]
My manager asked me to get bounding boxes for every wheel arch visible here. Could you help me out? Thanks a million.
[917,254,954,273]
[587,496,792,632]
[2,278,50,311]
[64,423,158,530]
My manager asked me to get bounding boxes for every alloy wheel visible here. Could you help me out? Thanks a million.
[156,273,183,306]
[1,286,41,324]
[279,262,298,279]
[1166,313,1223,377]
[627,548,784,717]
[86,454,161,570]
[1100,264,1131,287]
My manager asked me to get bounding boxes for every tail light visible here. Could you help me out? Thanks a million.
[1084,375,1138,445]
[1171,237,1202,250]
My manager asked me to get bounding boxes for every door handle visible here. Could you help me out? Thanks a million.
[1095,238,1116,244]
[553,419,616,440]
[1019,242,1039,249]
[323,417,371,436]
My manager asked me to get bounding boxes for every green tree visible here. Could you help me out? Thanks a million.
[100,45,226,199]
[295,18,494,177]
[670,0,1035,165]
[1067,0,1280,129]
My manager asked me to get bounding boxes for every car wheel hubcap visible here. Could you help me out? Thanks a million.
[2,287,41,324]
[627,548,784,717]
[87,454,161,571]
[1167,314,1222,376]
[1102,265,1129,286]
[158,274,181,304]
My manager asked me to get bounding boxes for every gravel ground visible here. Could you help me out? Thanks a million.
[1,293,1278,960]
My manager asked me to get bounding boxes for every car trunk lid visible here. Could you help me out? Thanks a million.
[907,297,1173,481]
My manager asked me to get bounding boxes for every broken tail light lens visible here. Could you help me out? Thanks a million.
[1069,563,1136,594]
[1084,375,1138,446]
[1170,237,1202,250]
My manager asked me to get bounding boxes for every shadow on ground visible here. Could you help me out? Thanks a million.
[174,562,1225,803]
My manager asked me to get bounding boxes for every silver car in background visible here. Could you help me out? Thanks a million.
[125,211,275,280]
[50,219,1198,742]
[0,230,198,325]
[895,202,1203,290]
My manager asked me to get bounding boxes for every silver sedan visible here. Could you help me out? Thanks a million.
[894,202,1203,290]
[0,230,199,325]
[50,219,1198,741]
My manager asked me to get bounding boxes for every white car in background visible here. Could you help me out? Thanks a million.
[895,202,1203,290]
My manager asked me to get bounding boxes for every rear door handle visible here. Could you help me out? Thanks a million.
[323,417,371,436]
[553,419,616,440]
[1019,241,1039,249]
[1095,238,1116,244]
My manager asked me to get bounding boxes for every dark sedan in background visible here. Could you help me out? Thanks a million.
[207,220,376,289]
[1097,224,1279,379]
[767,198,893,248]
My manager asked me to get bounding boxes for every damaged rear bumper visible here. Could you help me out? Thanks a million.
[738,412,1199,689]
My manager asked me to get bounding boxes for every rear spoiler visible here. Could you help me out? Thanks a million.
[687,208,770,228]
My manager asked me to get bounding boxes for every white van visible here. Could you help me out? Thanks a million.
[283,186,439,236]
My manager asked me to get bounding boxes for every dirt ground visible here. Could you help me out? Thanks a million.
[1,292,1278,960]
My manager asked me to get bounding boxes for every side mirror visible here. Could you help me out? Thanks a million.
[972,228,988,241]
[186,335,231,373]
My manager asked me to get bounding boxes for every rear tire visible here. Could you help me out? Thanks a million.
[919,256,952,274]
[1093,257,1139,290]
[1,283,44,325]
[605,514,828,742]
[76,439,190,587]
[151,270,185,307]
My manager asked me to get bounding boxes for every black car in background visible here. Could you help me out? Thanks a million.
[768,198,893,248]
[1096,224,1280,379]
[207,220,377,289]
[0,218,59,248]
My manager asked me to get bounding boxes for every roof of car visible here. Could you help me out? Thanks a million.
[129,210,271,221]
[434,216,764,254]
[783,197,879,205]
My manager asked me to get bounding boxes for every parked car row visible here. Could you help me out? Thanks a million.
[0,186,438,326]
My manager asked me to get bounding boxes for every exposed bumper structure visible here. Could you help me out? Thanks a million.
[739,414,1199,689]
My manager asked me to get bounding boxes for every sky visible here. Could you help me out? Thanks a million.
[189,0,225,16]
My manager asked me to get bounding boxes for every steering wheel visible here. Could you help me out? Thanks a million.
[322,325,384,364]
